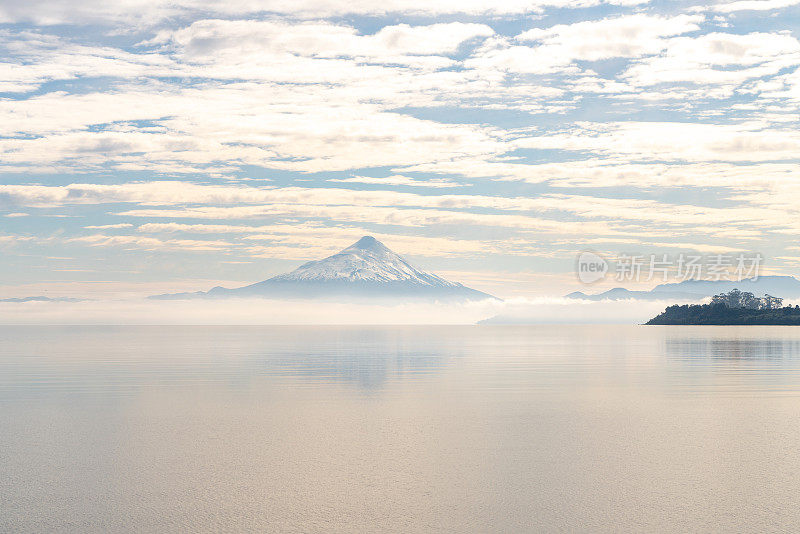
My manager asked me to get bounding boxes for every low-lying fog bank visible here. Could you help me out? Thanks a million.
[0,296,723,325]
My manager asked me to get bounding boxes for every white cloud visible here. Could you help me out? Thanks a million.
[516,14,703,62]
[623,32,800,91]
[136,222,505,257]
[403,158,800,190]
[465,14,701,76]
[516,120,800,162]
[329,175,462,188]
[157,19,494,64]
[0,0,651,26]
[84,223,135,229]
[4,179,799,243]
[0,30,175,92]
[69,234,234,251]
[710,0,800,12]
[0,83,506,173]
[749,65,800,106]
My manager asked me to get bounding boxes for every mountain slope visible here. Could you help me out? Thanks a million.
[267,236,458,286]
[153,236,497,301]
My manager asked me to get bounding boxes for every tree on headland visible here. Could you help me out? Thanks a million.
[710,289,783,310]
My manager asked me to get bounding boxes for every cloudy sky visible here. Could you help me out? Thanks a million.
[1,0,799,298]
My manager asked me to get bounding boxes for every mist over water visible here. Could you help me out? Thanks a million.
[3,325,800,532]
[0,296,676,325]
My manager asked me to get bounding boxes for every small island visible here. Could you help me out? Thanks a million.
[646,289,800,325]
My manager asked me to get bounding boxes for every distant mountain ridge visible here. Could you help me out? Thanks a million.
[0,296,84,303]
[152,236,497,301]
[567,275,800,301]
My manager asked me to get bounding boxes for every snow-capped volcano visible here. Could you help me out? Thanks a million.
[270,236,459,286]
[153,236,497,301]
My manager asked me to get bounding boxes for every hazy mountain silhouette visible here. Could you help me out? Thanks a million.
[567,275,800,301]
[0,296,84,303]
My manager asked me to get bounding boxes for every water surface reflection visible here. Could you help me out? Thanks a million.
[5,326,800,531]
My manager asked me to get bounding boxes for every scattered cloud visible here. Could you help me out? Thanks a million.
[515,14,703,62]
[2,0,800,297]
[329,175,462,188]
[709,0,800,12]
[0,0,652,26]
[84,223,135,229]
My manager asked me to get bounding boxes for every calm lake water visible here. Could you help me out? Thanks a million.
[3,325,800,532]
